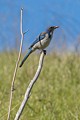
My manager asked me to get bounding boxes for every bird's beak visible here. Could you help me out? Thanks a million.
[54,26,59,29]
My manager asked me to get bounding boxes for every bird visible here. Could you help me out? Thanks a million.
[19,26,59,67]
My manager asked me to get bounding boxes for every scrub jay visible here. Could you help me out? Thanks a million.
[19,26,59,67]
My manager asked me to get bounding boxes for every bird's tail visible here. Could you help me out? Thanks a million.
[19,48,32,67]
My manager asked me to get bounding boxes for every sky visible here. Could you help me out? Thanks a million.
[0,0,80,52]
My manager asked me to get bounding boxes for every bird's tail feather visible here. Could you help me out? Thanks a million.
[19,48,32,67]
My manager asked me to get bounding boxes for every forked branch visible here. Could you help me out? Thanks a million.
[7,8,27,120]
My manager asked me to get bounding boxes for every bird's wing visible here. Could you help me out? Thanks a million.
[29,32,46,49]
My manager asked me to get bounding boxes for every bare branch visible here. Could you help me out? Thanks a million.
[14,50,46,120]
[7,8,26,120]
[20,8,23,35]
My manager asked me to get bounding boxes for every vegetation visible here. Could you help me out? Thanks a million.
[0,52,80,120]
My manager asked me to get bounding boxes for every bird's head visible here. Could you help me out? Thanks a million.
[47,26,59,32]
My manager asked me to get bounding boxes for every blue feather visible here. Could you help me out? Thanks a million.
[29,32,46,49]
[19,48,32,67]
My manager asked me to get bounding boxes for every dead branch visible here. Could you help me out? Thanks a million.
[7,8,27,120]
[14,50,46,120]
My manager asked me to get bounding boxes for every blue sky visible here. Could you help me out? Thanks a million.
[0,0,80,51]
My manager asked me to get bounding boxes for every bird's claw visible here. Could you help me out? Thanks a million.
[43,50,46,55]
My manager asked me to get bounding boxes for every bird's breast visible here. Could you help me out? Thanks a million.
[32,34,51,50]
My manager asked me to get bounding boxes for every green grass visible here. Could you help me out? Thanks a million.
[0,52,80,120]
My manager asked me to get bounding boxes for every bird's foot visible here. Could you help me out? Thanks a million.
[40,49,46,55]
[43,50,46,55]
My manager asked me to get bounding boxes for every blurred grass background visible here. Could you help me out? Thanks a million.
[0,52,80,120]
